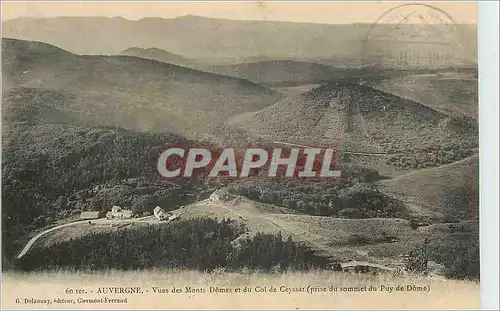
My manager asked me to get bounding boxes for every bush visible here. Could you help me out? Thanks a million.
[427,229,480,280]
[406,244,429,274]
[16,218,330,272]
[408,228,480,280]
[226,180,407,219]
[1,123,218,261]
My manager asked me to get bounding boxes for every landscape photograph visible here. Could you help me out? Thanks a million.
[1,1,481,309]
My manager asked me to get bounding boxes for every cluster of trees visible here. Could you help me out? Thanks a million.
[406,222,480,280]
[17,218,330,272]
[1,123,217,262]
[387,142,475,170]
[2,120,392,266]
[225,180,406,219]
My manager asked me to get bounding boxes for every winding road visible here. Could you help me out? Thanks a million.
[16,216,156,259]
[16,151,477,260]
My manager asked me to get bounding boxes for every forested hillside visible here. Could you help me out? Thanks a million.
[17,218,330,272]
[2,39,282,139]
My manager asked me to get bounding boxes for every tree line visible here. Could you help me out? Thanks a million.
[16,217,331,272]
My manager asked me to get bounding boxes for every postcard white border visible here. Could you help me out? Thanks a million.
[478,1,499,310]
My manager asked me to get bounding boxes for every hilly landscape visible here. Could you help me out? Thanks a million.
[373,71,478,119]
[204,60,407,87]
[2,38,282,139]
[119,47,198,67]
[2,15,478,64]
[381,155,479,223]
[234,82,478,173]
[1,14,479,284]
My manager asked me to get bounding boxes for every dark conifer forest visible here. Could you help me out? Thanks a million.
[17,218,331,272]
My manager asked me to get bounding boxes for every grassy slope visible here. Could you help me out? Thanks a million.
[380,155,478,222]
[2,38,283,139]
[187,196,475,265]
[235,81,478,153]
[205,60,373,87]
[372,71,478,119]
[119,47,197,67]
[37,194,466,270]
[16,189,479,278]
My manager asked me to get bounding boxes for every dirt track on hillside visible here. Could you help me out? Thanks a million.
[17,216,159,259]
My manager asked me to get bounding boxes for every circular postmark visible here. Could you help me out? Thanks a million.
[361,3,470,69]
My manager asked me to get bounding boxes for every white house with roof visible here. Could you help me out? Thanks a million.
[153,206,167,221]
[80,211,100,220]
[106,205,133,219]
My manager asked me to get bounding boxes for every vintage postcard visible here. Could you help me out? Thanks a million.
[0,1,491,309]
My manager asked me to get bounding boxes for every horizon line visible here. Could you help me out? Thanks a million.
[1,14,479,25]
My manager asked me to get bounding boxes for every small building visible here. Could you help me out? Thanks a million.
[80,211,100,220]
[168,214,179,221]
[154,206,167,221]
[106,206,133,219]
[119,210,133,219]
[340,261,394,275]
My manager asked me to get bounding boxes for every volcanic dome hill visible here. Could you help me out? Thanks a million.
[235,81,478,156]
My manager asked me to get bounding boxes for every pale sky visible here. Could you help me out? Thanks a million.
[1,1,477,24]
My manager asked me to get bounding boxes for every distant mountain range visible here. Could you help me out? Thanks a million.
[2,15,478,64]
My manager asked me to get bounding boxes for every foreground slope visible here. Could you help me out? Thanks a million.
[19,192,463,269]
[176,196,418,264]
[2,38,283,138]
[178,191,478,277]
[380,154,478,222]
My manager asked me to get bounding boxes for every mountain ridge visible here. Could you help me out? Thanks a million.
[2,38,283,139]
[119,46,195,66]
[2,16,478,62]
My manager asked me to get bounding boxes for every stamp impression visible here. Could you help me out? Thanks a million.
[362,3,470,69]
